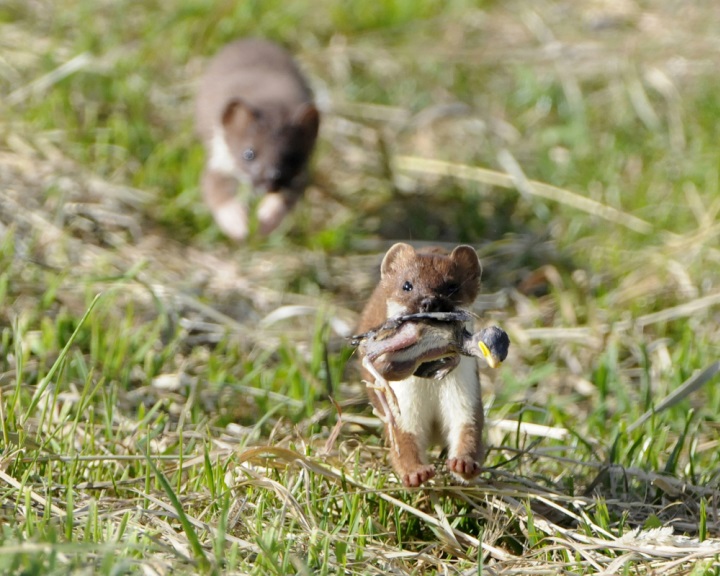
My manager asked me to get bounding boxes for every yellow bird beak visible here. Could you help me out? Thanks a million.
[478,341,502,369]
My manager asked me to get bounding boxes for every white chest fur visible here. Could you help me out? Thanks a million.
[208,128,253,184]
[389,355,480,449]
[385,299,409,319]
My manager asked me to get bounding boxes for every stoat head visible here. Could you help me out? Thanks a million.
[219,98,319,192]
[379,243,481,318]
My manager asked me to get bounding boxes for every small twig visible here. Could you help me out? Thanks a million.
[633,292,720,329]
[321,397,344,455]
[394,155,654,234]
[7,52,92,105]
[627,361,720,432]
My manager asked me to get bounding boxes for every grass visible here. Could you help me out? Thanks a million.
[2,0,720,573]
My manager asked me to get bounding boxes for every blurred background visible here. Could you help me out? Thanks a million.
[1,0,720,571]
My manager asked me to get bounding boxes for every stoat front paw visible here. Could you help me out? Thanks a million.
[402,465,436,487]
[214,200,249,241]
[257,193,290,235]
[446,456,481,481]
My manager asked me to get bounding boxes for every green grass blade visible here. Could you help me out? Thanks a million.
[144,454,212,573]
[24,293,104,423]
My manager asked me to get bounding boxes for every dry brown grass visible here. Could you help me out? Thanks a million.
[2,0,720,573]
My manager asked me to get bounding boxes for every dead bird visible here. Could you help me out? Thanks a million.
[351,311,510,381]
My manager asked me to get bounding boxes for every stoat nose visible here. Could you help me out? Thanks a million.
[419,297,452,313]
[265,168,284,190]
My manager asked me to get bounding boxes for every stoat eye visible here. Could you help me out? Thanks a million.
[402,281,413,292]
[242,148,256,161]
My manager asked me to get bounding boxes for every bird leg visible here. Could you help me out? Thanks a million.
[362,355,402,453]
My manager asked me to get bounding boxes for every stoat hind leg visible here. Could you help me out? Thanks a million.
[442,360,485,483]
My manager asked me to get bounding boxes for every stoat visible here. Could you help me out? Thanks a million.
[195,38,320,240]
[356,243,494,487]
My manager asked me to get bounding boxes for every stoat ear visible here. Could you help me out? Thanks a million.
[222,98,257,132]
[380,243,416,279]
[293,103,320,142]
[450,245,481,279]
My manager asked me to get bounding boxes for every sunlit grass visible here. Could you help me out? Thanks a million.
[1,0,720,573]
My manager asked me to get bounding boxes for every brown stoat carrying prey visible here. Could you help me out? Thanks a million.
[355,243,510,487]
[195,39,320,240]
